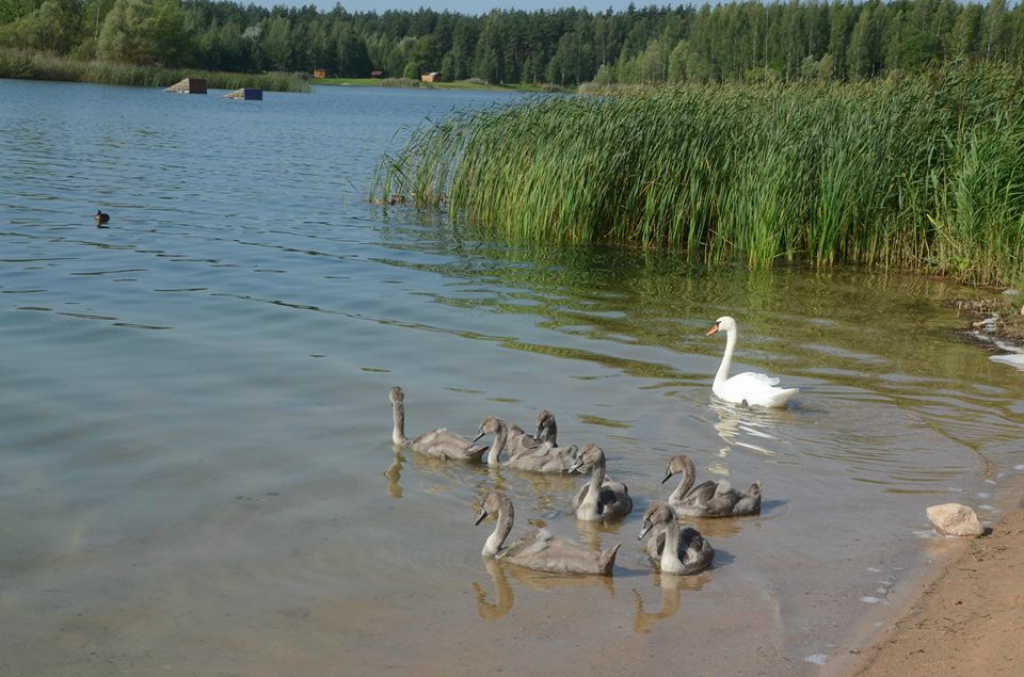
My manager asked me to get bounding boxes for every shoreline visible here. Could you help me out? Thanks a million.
[831,289,1023,676]
[829,472,1024,677]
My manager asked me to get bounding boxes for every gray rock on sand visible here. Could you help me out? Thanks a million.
[926,503,985,537]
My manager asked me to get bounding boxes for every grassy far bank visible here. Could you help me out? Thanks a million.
[0,48,552,93]
[0,48,310,92]
[372,63,1024,289]
[314,76,555,93]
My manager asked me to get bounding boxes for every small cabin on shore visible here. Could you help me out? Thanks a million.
[165,78,207,94]
[313,69,328,79]
[420,72,440,83]
[370,69,386,79]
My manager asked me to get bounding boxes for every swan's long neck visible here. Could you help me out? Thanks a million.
[669,467,694,503]
[714,324,737,389]
[482,496,514,557]
[539,420,557,445]
[660,521,685,573]
[589,456,607,495]
[485,423,508,466]
[392,400,408,446]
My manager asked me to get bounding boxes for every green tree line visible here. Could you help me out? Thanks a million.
[1,0,1021,85]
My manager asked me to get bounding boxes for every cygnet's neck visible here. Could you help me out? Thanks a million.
[485,422,508,466]
[482,496,513,556]
[391,400,407,446]
[588,455,607,492]
[668,467,694,504]
[660,521,686,574]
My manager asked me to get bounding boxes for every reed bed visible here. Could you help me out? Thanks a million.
[373,64,1024,286]
[0,48,310,92]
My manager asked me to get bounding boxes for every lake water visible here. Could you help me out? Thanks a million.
[2,79,1022,677]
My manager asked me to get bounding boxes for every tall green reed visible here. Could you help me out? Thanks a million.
[373,64,1024,287]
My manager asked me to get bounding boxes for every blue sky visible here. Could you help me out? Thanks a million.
[268,1,697,15]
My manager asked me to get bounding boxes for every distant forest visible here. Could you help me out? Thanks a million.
[1,0,1022,85]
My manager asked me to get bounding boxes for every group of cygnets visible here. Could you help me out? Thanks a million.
[389,316,797,578]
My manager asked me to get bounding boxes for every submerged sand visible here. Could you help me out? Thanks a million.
[832,299,1024,677]
[838,475,1024,677]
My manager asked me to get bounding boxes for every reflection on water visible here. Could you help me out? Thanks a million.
[476,464,579,514]
[632,571,711,634]
[3,80,1024,677]
[474,558,514,620]
[709,400,795,455]
[473,554,619,622]
[383,451,404,499]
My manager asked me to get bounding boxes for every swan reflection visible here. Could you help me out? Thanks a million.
[383,452,404,499]
[474,558,514,620]
[710,400,791,455]
[632,571,709,633]
[478,461,577,502]
[472,554,617,621]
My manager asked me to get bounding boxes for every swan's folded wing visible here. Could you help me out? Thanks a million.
[506,424,544,456]
[504,528,553,559]
[720,371,797,407]
[645,526,668,558]
[685,479,719,504]
[712,479,734,497]
[679,526,704,553]
[410,428,484,459]
[411,428,463,450]
[513,534,610,574]
[506,445,573,472]
[597,484,632,517]
[733,370,781,387]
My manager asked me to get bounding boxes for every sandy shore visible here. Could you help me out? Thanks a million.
[827,302,1024,677]
[836,475,1024,677]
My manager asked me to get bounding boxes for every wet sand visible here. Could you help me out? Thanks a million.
[834,474,1024,677]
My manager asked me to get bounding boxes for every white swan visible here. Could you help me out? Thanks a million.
[706,316,798,408]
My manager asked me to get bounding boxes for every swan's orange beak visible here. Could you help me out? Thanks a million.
[706,322,721,336]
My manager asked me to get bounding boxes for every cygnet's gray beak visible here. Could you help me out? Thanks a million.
[568,455,584,474]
